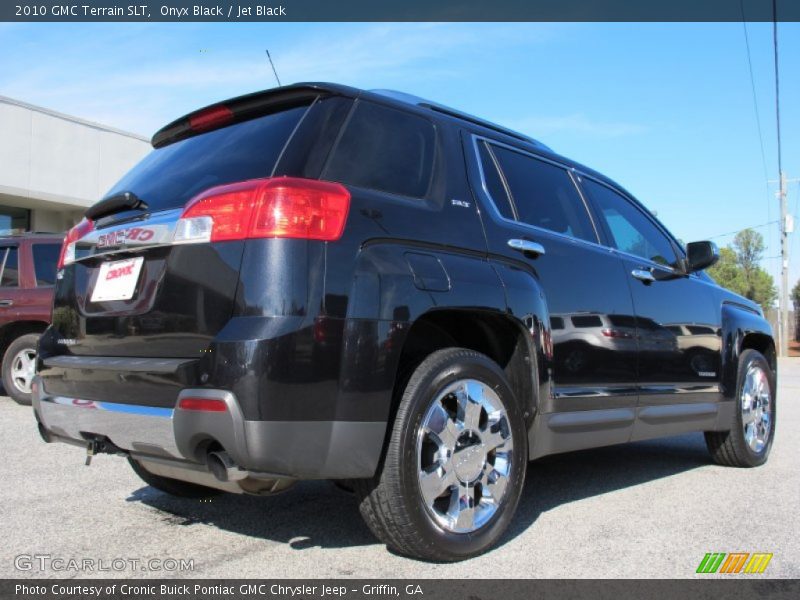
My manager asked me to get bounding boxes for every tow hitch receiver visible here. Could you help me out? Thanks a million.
[84,437,124,466]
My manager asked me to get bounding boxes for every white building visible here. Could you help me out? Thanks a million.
[0,96,151,234]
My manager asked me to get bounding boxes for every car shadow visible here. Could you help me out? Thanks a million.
[504,432,712,544]
[126,432,712,555]
[126,479,377,551]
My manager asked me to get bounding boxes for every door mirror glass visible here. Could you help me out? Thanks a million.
[686,241,719,272]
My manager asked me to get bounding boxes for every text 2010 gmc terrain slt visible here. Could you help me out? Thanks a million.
[33,83,776,561]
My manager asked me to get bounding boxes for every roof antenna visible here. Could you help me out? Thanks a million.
[265,50,282,87]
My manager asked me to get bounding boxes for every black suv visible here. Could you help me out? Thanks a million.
[33,83,776,561]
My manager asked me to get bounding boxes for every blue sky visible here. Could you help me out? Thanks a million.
[1,22,799,291]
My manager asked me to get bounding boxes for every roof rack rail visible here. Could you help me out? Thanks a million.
[420,102,548,148]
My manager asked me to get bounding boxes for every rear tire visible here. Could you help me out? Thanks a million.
[705,349,775,468]
[2,333,40,406]
[128,458,222,499]
[355,348,527,561]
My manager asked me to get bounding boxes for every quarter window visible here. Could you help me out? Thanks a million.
[32,243,61,286]
[488,145,596,243]
[582,179,678,268]
[609,315,637,328]
[572,315,603,328]
[325,101,435,198]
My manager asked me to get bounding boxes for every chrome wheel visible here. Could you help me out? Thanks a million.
[10,347,36,395]
[741,363,771,453]
[416,379,514,534]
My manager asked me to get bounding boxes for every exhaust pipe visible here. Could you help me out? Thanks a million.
[207,450,247,482]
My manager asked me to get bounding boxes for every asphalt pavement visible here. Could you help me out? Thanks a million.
[2,360,798,579]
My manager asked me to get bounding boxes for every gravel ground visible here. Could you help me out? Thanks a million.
[1,359,797,579]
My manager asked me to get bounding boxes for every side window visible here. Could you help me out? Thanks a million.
[324,101,435,198]
[0,247,19,287]
[32,243,61,286]
[477,142,515,220]
[582,179,678,268]
[489,145,596,243]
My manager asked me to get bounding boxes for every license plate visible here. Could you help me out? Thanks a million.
[91,257,144,302]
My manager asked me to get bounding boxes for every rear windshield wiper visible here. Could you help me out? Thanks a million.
[85,191,149,221]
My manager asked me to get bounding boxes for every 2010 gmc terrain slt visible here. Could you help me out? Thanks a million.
[33,83,776,561]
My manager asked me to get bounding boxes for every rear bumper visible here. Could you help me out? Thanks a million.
[32,380,387,480]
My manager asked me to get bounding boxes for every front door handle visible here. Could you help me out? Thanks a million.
[0,300,13,307]
[508,239,546,256]
[631,269,655,284]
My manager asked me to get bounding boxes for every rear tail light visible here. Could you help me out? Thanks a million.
[177,397,228,412]
[58,217,95,269]
[601,328,634,339]
[173,177,351,245]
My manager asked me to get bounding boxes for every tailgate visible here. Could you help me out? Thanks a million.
[51,210,244,358]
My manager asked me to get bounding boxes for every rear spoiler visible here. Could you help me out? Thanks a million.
[151,84,343,149]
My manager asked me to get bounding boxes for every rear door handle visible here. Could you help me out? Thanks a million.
[507,239,546,256]
[631,269,655,284]
[0,300,13,307]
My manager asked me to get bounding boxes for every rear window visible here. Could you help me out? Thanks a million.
[32,243,61,286]
[103,103,310,213]
[324,101,435,199]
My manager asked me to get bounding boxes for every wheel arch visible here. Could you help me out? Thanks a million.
[721,301,777,399]
[0,320,48,361]
[394,308,543,425]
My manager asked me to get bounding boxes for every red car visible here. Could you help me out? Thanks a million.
[0,233,63,404]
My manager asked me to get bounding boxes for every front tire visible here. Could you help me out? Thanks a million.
[356,348,527,561]
[705,349,775,467]
[2,333,40,405]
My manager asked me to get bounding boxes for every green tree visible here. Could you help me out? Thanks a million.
[707,229,776,311]
[792,279,800,310]
[733,228,764,279]
[707,247,747,295]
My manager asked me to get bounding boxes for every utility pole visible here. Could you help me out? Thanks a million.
[775,174,800,356]
[779,171,789,357]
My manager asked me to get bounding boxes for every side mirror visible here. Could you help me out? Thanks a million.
[686,241,719,273]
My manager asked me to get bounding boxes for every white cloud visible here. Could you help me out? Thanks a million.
[0,23,557,135]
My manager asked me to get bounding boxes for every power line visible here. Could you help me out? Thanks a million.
[739,0,774,256]
[708,220,779,240]
[739,2,771,194]
[772,0,783,179]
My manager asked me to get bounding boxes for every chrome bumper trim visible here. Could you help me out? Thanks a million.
[33,391,181,458]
